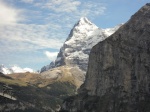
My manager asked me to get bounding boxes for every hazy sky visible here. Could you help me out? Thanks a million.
[0,0,149,70]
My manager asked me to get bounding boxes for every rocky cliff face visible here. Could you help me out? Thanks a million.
[40,61,55,73]
[61,3,150,112]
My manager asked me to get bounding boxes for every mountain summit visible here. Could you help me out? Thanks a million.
[55,17,101,70]
[77,17,94,25]
[40,17,121,86]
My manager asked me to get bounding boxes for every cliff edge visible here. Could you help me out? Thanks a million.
[61,3,150,112]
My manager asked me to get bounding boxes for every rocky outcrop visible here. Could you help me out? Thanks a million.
[61,3,150,112]
[40,65,84,88]
[40,61,55,73]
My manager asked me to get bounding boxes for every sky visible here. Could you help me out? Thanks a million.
[0,0,149,71]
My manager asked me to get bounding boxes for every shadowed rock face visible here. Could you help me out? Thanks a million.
[61,3,150,112]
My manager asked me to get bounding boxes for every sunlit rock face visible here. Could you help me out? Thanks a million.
[61,3,150,112]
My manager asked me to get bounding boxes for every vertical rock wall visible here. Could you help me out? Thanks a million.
[61,3,150,112]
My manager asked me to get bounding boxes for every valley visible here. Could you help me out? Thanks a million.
[0,2,149,112]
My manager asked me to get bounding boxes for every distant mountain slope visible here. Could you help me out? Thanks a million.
[40,65,84,88]
[40,17,122,86]
[0,72,76,112]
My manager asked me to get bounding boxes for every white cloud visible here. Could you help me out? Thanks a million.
[0,0,23,25]
[0,0,106,50]
[33,0,106,16]
[0,23,64,52]
[43,0,81,13]
[44,51,58,60]
[0,0,105,51]
[81,2,106,16]
[32,0,106,28]
[21,0,34,4]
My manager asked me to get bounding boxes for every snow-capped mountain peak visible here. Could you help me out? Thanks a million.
[10,65,34,73]
[0,64,35,74]
[103,23,123,37]
[65,17,98,46]
[77,17,94,26]
[41,17,122,75]
[0,64,12,74]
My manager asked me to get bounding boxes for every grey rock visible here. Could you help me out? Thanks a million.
[40,61,55,73]
[62,3,150,112]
